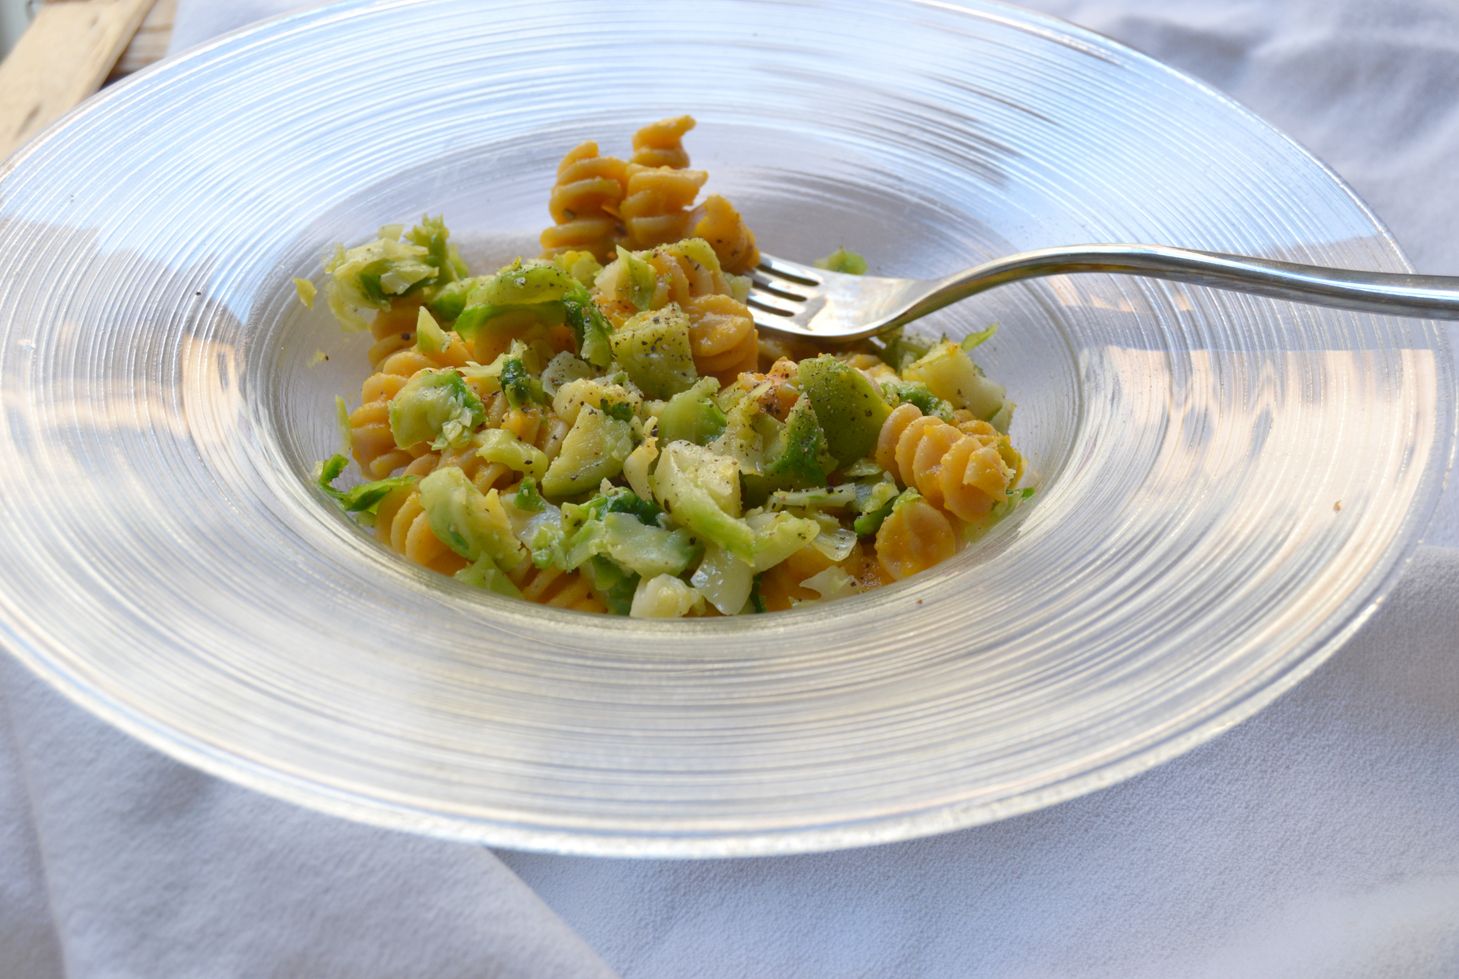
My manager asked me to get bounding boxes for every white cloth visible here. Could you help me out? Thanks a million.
[3,1,1457,977]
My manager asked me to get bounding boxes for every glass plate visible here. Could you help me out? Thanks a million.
[0,0,1451,857]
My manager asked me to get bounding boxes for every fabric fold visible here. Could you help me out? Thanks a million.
[0,656,615,979]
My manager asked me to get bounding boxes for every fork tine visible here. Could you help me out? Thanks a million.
[749,276,809,301]
[749,309,798,334]
[756,254,822,287]
[745,292,802,317]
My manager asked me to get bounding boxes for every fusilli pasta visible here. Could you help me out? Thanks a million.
[619,163,708,251]
[374,486,470,577]
[349,346,464,477]
[540,141,629,261]
[876,403,1016,522]
[874,495,957,581]
[630,115,695,169]
[691,194,759,274]
[315,118,1027,618]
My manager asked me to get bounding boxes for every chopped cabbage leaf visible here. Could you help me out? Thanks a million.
[388,369,484,450]
[315,454,416,515]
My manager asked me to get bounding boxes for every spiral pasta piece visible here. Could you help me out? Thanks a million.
[372,468,600,610]
[366,302,419,368]
[508,563,606,612]
[690,194,759,274]
[841,351,899,387]
[466,306,578,365]
[364,303,474,371]
[875,403,1016,522]
[685,293,760,383]
[435,441,515,495]
[349,347,468,478]
[620,163,708,251]
[644,242,731,307]
[631,115,695,169]
[493,403,570,463]
[874,496,957,580]
[540,141,629,261]
[735,357,800,421]
[373,486,470,577]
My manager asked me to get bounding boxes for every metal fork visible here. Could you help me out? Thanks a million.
[745,243,1459,342]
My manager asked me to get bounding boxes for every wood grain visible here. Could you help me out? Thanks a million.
[0,0,157,160]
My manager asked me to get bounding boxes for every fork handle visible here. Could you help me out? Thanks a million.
[916,243,1459,324]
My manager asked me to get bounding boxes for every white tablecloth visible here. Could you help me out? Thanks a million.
[4,1,1457,976]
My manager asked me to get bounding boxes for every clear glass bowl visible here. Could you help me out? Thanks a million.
[0,0,1450,856]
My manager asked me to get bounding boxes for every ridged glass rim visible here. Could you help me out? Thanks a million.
[0,0,1451,856]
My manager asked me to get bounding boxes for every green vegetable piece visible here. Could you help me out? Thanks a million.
[814,248,868,275]
[652,377,726,446]
[690,544,755,615]
[882,380,953,421]
[454,555,524,598]
[609,305,699,400]
[852,481,902,536]
[427,277,474,323]
[456,339,529,399]
[629,574,704,618]
[441,261,582,339]
[541,351,595,397]
[961,323,998,350]
[767,484,859,511]
[796,355,892,466]
[323,228,438,330]
[541,406,636,498]
[563,292,614,368]
[552,377,641,427]
[873,327,932,372]
[453,300,565,341]
[525,510,568,570]
[761,395,835,489]
[709,387,782,480]
[563,511,699,579]
[748,577,767,614]
[500,357,546,409]
[903,340,1006,419]
[475,429,549,479]
[334,395,352,455]
[989,485,1036,521]
[414,306,448,355]
[315,454,417,515]
[653,441,755,561]
[405,215,467,288]
[563,487,664,528]
[293,277,317,308]
[988,399,1015,434]
[597,487,664,525]
[553,250,603,287]
[513,477,545,513]
[747,511,821,573]
[417,466,525,570]
[388,369,484,449]
[479,260,580,306]
[615,245,657,310]
[581,556,638,616]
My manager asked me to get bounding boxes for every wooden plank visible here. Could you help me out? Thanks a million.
[112,0,174,79]
[0,0,156,160]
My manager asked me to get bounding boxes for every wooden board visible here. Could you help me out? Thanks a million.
[0,0,157,160]
[111,0,175,79]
